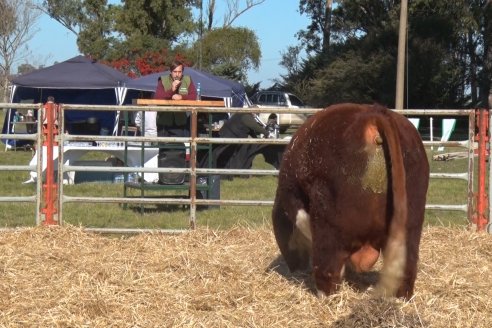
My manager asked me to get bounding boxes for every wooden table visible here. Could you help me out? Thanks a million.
[28,144,161,184]
[136,99,225,107]
[123,98,224,211]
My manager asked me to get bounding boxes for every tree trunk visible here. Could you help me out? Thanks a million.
[481,7,492,107]
[468,32,478,106]
[321,0,333,56]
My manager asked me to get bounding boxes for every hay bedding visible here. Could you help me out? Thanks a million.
[0,226,490,328]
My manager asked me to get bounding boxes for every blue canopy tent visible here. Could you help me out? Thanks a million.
[125,67,248,107]
[2,55,130,148]
[123,67,248,131]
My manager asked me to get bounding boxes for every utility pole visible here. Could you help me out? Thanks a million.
[199,0,203,70]
[395,0,408,110]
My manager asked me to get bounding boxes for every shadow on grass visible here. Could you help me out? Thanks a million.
[267,255,427,327]
[330,296,426,327]
[124,203,189,214]
[266,254,380,296]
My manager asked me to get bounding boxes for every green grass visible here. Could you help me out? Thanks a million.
[0,144,474,230]
[0,147,279,229]
[0,108,475,230]
[426,146,477,227]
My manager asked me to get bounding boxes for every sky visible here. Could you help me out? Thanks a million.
[26,0,310,88]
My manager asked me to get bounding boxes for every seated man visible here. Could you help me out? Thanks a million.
[155,60,197,101]
[152,60,198,184]
[199,112,270,171]
[154,60,197,137]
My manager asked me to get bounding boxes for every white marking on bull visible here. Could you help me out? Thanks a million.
[295,209,312,242]
[375,236,406,297]
[340,264,346,278]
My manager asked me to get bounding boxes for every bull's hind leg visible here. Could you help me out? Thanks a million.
[272,192,311,272]
[311,228,348,297]
[397,206,425,299]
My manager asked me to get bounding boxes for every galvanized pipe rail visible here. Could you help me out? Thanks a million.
[0,103,483,232]
[58,105,478,228]
[0,103,44,224]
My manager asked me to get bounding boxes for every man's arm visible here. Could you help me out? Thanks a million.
[181,79,197,100]
[154,78,173,99]
[242,114,269,137]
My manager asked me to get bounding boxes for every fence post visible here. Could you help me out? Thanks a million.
[189,109,198,229]
[41,100,59,225]
[467,111,476,223]
[473,108,489,231]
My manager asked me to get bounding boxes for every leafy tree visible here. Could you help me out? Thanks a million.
[282,0,492,109]
[404,0,492,107]
[194,27,260,82]
[244,81,261,98]
[41,0,197,62]
[77,0,117,59]
[17,63,37,75]
[40,0,118,59]
[275,45,311,101]
[0,0,40,102]
[114,0,196,46]
[103,50,192,77]
[279,46,304,78]
[310,50,396,106]
[194,1,265,82]
[40,0,264,83]
[298,0,334,56]
[451,0,492,107]
[40,0,83,35]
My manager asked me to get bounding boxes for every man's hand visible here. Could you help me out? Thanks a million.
[172,79,181,92]
[172,94,183,100]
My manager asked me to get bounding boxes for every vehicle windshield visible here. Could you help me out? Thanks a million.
[289,94,305,107]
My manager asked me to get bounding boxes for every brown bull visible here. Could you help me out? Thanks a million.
[272,103,429,299]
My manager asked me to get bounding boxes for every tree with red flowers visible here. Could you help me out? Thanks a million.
[103,50,193,78]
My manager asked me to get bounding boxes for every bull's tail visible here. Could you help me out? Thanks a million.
[373,108,408,297]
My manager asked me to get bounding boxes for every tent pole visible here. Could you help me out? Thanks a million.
[4,85,17,151]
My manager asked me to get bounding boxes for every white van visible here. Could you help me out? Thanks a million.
[250,91,309,132]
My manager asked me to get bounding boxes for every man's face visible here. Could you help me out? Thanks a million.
[171,65,184,81]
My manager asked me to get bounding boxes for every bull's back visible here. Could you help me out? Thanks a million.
[278,104,390,215]
[280,104,427,194]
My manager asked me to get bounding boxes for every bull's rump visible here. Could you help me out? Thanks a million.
[276,103,425,222]
[272,103,429,298]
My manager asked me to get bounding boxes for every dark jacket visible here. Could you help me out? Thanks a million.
[154,75,197,100]
[219,113,268,138]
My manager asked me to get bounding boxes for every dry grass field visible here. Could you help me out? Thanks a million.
[0,224,490,327]
[0,111,490,327]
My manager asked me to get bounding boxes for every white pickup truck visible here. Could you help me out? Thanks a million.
[250,91,309,132]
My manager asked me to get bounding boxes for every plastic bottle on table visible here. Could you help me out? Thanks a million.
[196,82,201,101]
